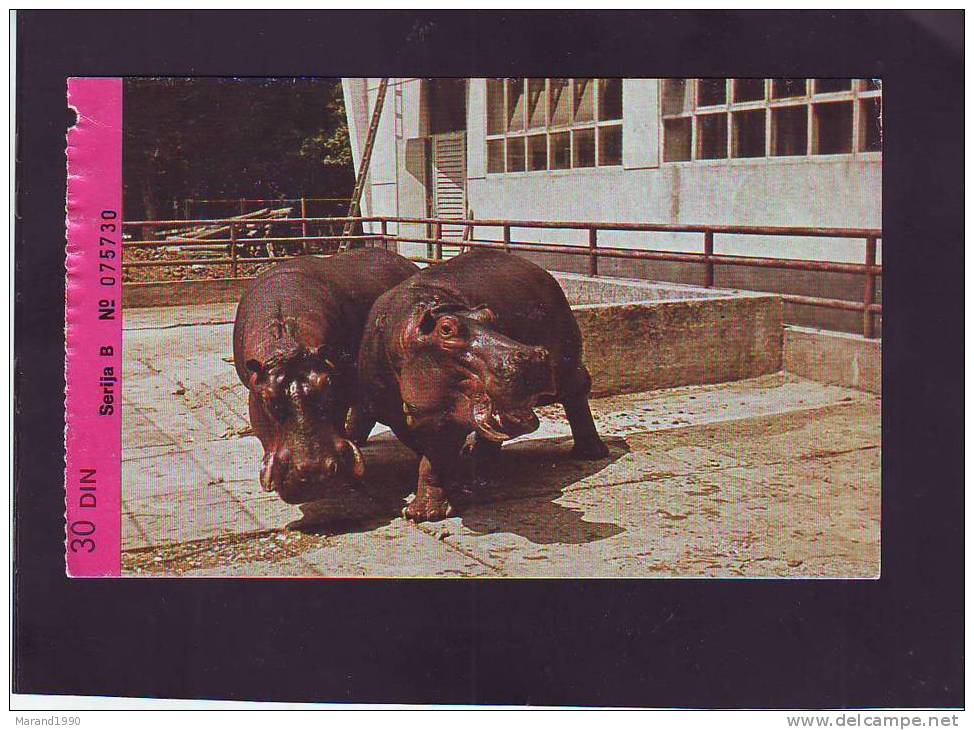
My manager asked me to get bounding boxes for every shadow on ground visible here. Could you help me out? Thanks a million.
[289,431,628,545]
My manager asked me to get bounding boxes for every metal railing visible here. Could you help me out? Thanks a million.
[121,214,882,338]
[174,197,351,220]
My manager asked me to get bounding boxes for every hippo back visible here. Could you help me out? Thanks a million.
[233,249,419,385]
[405,250,583,361]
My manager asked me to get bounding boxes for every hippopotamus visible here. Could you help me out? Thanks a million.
[233,249,419,503]
[357,249,609,522]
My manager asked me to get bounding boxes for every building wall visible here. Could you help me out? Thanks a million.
[344,78,882,332]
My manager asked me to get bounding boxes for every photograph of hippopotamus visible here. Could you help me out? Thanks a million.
[232,248,419,505]
[119,76,880,578]
[234,248,609,522]
[357,250,609,523]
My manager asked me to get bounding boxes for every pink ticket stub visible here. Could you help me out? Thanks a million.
[65,78,123,577]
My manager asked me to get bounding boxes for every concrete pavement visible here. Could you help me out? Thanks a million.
[121,303,880,578]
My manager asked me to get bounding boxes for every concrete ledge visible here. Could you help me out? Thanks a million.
[784,325,881,394]
[125,275,785,397]
[124,278,250,308]
[577,295,783,397]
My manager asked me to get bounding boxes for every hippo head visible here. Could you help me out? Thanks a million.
[395,301,555,442]
[246,347,365,504]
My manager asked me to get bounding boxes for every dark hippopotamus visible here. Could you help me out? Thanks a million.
[233,249,419,504]
[357,249,609,522]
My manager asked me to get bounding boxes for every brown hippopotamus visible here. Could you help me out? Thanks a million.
[357,249,609,522]
[233,249,419,503]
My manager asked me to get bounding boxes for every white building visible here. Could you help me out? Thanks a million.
[342,78,882,331]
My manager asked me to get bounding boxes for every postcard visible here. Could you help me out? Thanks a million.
[64,76,882,578]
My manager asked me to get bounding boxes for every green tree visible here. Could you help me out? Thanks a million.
[123,78,354,220]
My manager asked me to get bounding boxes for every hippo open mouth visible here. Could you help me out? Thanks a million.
[472,399,540,442]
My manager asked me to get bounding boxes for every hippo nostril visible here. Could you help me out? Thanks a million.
[534,347,549,362]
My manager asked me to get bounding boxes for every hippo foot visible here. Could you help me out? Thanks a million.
[570,438,610,460]
[402,491,457,523]
[462,436,502,466]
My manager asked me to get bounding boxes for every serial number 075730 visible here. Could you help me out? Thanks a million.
[97,209,118,287]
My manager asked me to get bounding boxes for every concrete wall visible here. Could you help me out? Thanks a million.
[783,325,881,395]
[577,295,783,397]
[124,279,250,309]
[127,274,783,398]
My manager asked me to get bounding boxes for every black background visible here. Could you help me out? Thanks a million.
[14,11,964,708]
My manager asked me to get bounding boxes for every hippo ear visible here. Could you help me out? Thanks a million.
[417,309,437,335]
[400,303,440,353]
[245,359,263,388]
[467,306,497,325]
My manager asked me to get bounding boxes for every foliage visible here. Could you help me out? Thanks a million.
[123,78,354,219]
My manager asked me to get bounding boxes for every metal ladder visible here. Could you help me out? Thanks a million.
[341,77,389,250]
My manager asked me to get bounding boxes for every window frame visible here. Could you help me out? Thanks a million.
[661,78,882,164]
[486,78,624,175]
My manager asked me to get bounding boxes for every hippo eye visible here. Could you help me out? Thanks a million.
[437,317,459,338]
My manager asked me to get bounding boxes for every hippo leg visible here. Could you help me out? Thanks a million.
[463,434,503,462]
[402,438,465,523]
[561,367,609,460]
[248,392,279,491]
[344,406,376,447]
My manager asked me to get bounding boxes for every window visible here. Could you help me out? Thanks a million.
[732,109,765,158]
[527,133,547,170]
[487,138,505,173]
[772,106,807,156]
[486,79,505,135]
[662,78,882,162]
[573,128,595,167]
[814,78,852,94]
[733,78,765,103]
[772,78,806,99]
[507,78,525,133]
[598,125,622,166]
[697,78,726,107]
[574,78,595,123]
[812,101,853,154]
[599,78,623,121]
[697,114,727,159]
[663,117,691,162]
[486,78,624,173]
[860,97,882,152]
[506,135,526,172]
[550,131,570,169]
[527,78,546,129]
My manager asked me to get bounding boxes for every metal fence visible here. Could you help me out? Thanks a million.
[174,197,350,220]
[121,214,882,338]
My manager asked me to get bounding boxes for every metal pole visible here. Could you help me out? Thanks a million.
[229,222,238,277]
[300,197,309,255]
[434,221,443,261]
[863,237,877,338]
[239,199,246,217]
[503,225,511,254]
[704,230,715,288]
[380,219,389,251]
[588,228,599,277]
